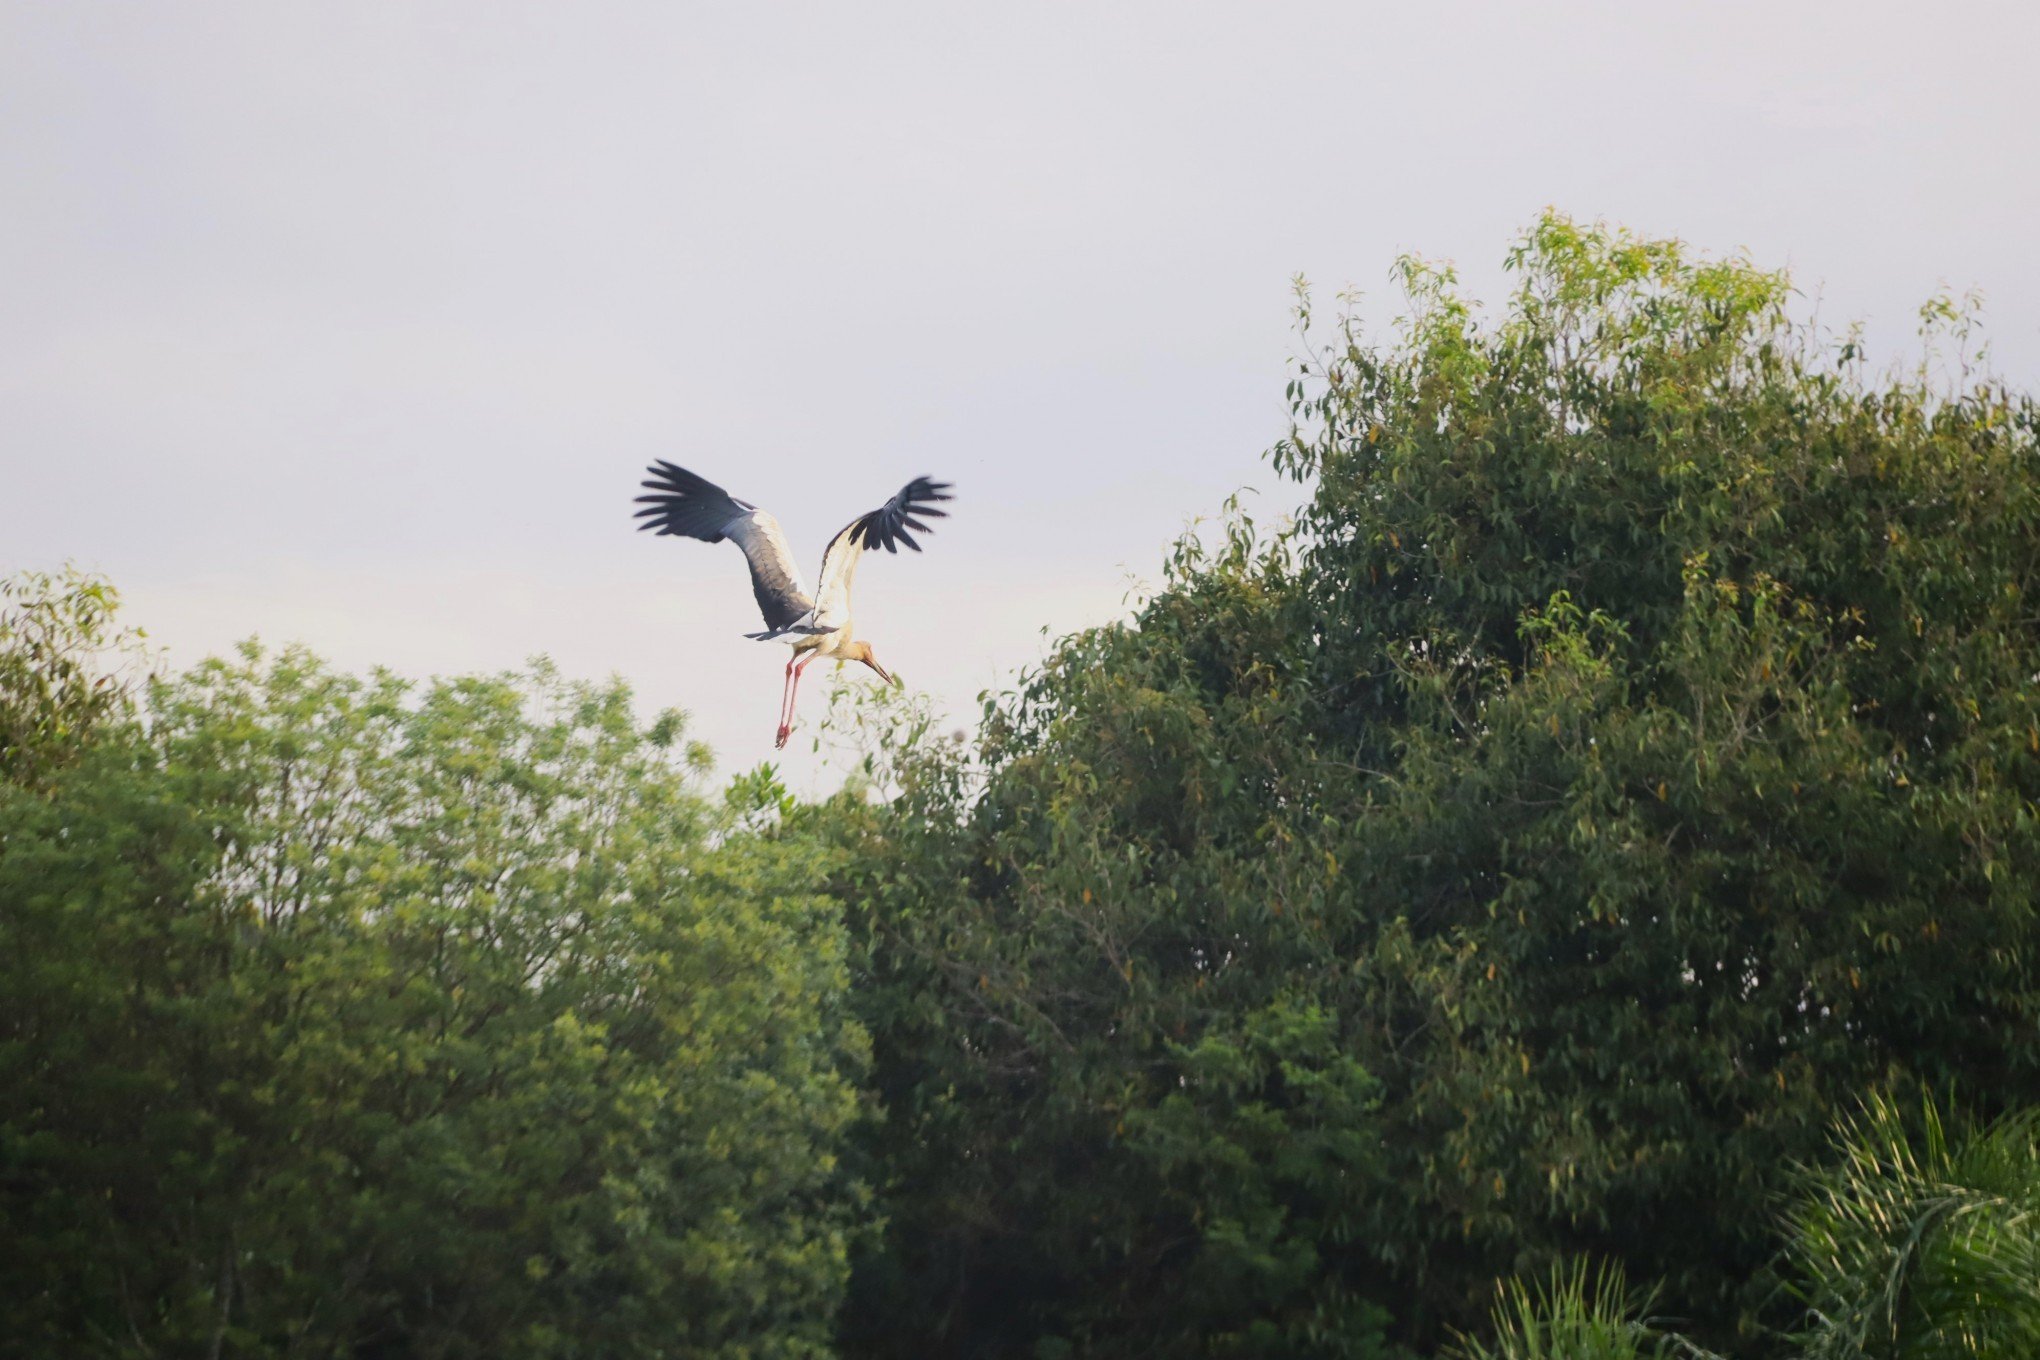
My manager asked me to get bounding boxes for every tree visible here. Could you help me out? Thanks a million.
[0,566,147,790]
[1,636,868,1358]
[834,215,2040,1356]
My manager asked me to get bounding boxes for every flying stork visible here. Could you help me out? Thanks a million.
[633,461,954,748]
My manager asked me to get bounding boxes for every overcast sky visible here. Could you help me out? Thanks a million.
[5,2,2036,786]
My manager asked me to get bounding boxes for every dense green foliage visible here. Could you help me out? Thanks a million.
[1466,1096,2040,1360]
[1,591,867,1358]
[830,216,2040,1356]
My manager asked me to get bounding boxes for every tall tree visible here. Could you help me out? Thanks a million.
[1,635,868,1358]
[836,215,2040,1356]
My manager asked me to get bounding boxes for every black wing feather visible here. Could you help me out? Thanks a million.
[632,461,747,541]
[844,476,953,556]
[634,460,816,632]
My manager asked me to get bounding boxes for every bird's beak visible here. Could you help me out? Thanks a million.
[862,654,896,686]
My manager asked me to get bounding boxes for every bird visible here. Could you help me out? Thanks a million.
[633,461,954,749]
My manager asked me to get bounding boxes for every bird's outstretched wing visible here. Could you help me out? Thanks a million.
[809,476,954,632]
[633,461,818,634]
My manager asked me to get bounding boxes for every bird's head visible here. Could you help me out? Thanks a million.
[839,640,897,685]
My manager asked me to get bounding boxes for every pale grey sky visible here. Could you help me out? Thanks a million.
[5,2,2036,784]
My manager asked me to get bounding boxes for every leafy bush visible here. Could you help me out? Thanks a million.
[1446,1259,1702,1360]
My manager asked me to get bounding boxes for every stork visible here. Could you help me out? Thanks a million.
[633,461,954,748]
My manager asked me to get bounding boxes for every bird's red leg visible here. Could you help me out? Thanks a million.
[774,656,797,747]
[776,653,818,749]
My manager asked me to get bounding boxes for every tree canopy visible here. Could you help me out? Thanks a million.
[1,603,867,1358]
[829,214,2040,1357]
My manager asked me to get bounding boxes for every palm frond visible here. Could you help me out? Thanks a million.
[1447,1258,1720,1360]
[1787,1093,2040,1360]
